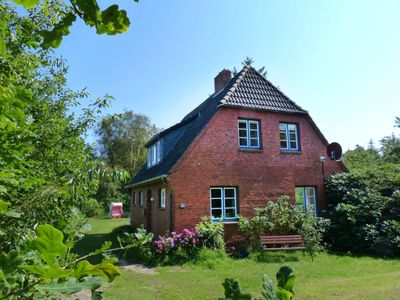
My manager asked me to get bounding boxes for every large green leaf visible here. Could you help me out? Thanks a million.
[276,266,295,293]
[275,287,293,300]
[35,276,107,295]
[11,0,39,9]
[97,5,130,35]
[0,250,24,274]
[41,13,76,49]
[21,264,73,279]
[31,224,68,264]
[75,260,120,282]
[0,200,9,213]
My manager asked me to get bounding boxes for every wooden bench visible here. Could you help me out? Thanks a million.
[261,235,305,251]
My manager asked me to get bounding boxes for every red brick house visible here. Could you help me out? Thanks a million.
[126,65,345,237]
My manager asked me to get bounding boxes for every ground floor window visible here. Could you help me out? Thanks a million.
[210,187,238,221]
[139,191,143,206]
[295,186,316,215]
[159,188,166,209]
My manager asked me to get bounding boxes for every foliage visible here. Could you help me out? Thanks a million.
[196,217,225,249]
[96,110,159,176]
[0,218,122,299]
[10,0,139,49]
[193,248,229,269]
[219,266,296,300]
[325,172,400,256]
[154,228,202,264]
[118,226,155,263]
[238,197,328,257]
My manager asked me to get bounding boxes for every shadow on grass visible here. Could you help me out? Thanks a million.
[73,233,112,264]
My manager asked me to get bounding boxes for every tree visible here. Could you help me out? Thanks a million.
[96,111,159,176]
[9,0,139,49]
[0,2,110,251]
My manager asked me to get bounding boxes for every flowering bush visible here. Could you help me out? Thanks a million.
[154,228,202,263]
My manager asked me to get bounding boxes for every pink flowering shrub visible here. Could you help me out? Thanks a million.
[154,228,202,262]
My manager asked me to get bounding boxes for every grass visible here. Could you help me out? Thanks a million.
[73,217,129,263]
[79,218,400,299]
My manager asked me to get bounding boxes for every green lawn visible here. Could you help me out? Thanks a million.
[80,218,400,299]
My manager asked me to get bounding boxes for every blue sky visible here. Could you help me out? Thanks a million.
[58,0,400,150]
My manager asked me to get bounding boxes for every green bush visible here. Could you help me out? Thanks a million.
[238,196,328,257]
[194,248,229,269]
[196,216,225,249]
[219,266,296,300]
[325,172,400,256]
[81,198,101,217]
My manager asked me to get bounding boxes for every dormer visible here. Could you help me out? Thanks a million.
[147,139,163,168]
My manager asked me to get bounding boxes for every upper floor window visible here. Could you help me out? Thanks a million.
[238,119,260,149]
[210,187,238,221]
[159,188,166,209]
[147,140,163,168]
[295,186,316,215]
[280,123,299,151]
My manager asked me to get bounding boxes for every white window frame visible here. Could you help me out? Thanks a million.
[147,139,163,168]
[132,191,136,206]
[295,186,317,215]
[160,188,166,209]
[280,123,299,151]
[238,119,260,149]
[210,187,238,221]
[139,191,143,206]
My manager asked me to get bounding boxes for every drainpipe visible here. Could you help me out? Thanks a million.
[162,177,174,233]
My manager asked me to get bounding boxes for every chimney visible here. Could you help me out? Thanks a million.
[214,69,231,93]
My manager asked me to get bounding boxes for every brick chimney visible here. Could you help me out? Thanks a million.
[214,69,231,93]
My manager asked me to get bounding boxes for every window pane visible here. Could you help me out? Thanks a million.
[249,122,258,130]
[250,130,258,138]
[225,198,235,208]
[288,124,296,131]
[224,188,235,198]
[279,124,287,131]
[211,209,222,219]
[250,139,259,147]
[211,188,221,198]
[289,133,297,141]
[280,140,288,149]
[238,121,247,129]
[239,129,247,138]
[290,141,297,149]
[225,209,236,218]
[280,132,287,140]
[295,187,304,206]
[239,138,248,146]
[306,187,315,197]
[212,198,222,208]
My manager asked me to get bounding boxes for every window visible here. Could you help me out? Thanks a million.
[147,139,163,168]
[139,191,143,206]
[132,192,136,206]
[210,187,238,221]
[279,123,299,151]
[295,186,316,215]
[238,119,260,148]
[159,188,166,209]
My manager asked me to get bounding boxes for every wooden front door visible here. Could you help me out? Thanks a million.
[146,189,152,231]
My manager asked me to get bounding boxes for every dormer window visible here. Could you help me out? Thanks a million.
[147,139,163,168]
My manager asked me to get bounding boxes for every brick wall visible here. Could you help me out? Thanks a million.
[168,107,345,233]
[129,182,172,237]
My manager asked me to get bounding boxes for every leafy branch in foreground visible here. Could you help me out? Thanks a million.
[0,207,135,299]
[219,266,295,300]
[10,0,140,49]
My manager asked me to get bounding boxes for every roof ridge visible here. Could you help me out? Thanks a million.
[255,68,308,113]
[220,64,252,105]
